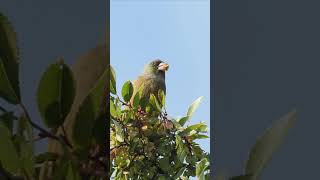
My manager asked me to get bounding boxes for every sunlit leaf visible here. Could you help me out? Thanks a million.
[196,158,209,180]
[113,120,124,143]
[149,94,162,112]
[121,81,133,102]
[187,96,203,117]
[110,65,116,94]
[158,89,166,108]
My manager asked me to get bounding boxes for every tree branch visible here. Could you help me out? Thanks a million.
[19,103,72,149]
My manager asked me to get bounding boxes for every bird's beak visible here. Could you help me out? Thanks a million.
[158,62,169,71]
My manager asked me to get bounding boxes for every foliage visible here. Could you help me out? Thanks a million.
[0,11,297,180]
[110,67,210,180]
[0,12,108,179]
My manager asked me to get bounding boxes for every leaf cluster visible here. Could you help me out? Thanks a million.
[110,67,210,180]
[0,13,108,179]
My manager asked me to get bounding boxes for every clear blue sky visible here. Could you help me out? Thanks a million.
[111,0,210,153]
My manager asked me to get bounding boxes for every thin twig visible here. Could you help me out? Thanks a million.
[110,143,128,151]
[19,103,72,149]
[61,125,73,148]
[0,105,6,113]
[19,104,59,141]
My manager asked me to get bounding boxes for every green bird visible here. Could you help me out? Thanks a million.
[130,60,169,106]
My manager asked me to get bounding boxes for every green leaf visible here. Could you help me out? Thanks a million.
[158,89,166,108]
[0,122,20,174]
[178,116,189,126]
[149,94,162,112]
[113,120,124,143]
[173,166,186,179]
[132,83,145,108]
[187,96,203,117]
[37,60,75,128]
[110,65,116,94]
[72,68,107,148]
[172,119,182,129]
[176,135,187,163]
[110,99,118,117]
[66,161,81,180]
[159,157,170,172]
[0,13,20,104]
[18,136,35,179]
[0,111,15,133]
[92,114,108,144]
[183,123,208,135]
[121,81,133,102]
[132,91,140,108]
[52,159,70,180]
[179,97,204,126]
[190,134,209,140]
[196,158,209,180]
[245,110,296,180]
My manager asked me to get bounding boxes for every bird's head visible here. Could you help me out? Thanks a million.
[143,59,169,77]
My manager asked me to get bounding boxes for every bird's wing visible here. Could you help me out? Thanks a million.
[130,75,166,105]
[130,75,145,104]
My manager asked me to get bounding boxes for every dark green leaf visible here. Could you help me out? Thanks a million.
[159,157,170,172]
[37,60,75,128]
[72,68,107,148]
[0,111,15,133]
[92,114,107,144]
[0,122,20,174]
[52,159,70,180]
[121,81,133,102]
[245,110,296,180]
[176,135,187,163]
[66,161,81,180]
[178,116,189,126]
[18,136,35,179]
[173,166,186,179]
[0,13,20,104]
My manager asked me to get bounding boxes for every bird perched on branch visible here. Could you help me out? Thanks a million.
[130,60,169,105]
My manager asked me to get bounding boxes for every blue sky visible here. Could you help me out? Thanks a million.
[111,0,210,153]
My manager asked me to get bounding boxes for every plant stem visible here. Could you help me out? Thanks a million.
[0,105,6,112]
[19,103,72,149]
[19,103,60,141]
